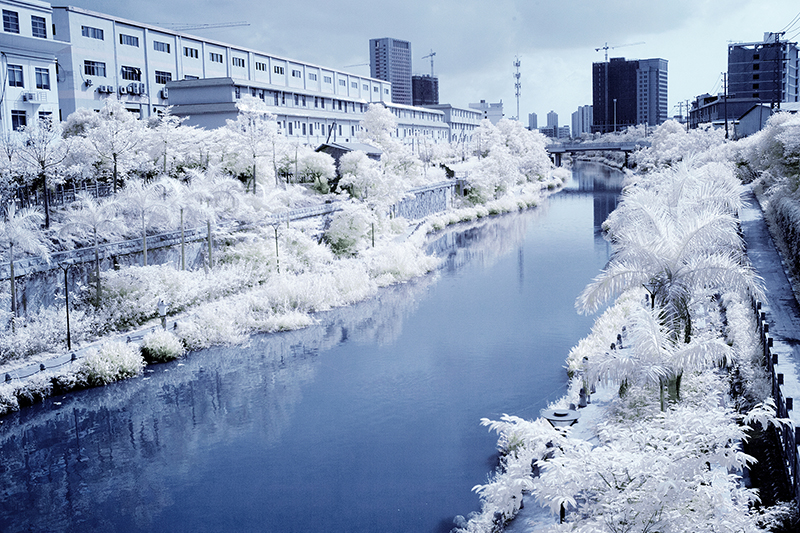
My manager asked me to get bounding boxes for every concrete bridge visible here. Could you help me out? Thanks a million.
[546,140,651,167]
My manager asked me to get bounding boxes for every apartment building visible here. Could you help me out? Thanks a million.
[728,32,799,105]
[421,104,482,143]
[0,0,63,133]
[468,99,503,124]
[370,37,412,105]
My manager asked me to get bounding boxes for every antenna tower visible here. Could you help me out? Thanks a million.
[513,56,521,121]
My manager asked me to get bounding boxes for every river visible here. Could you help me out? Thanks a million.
[0,161,623,533]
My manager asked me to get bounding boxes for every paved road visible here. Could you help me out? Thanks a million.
[739,185,800,425]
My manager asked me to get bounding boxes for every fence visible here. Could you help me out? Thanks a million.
[753,298,800,505]
[11,181,114,210]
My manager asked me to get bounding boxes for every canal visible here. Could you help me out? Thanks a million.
[0,162,623,533]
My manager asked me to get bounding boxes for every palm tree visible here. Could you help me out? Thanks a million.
[0,202,49,323]
[118,180,171,266]
[59,192,121,307]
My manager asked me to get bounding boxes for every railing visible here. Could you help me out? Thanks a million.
[546,141,651,153]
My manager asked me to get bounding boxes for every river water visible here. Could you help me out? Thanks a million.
[0,162,623,533]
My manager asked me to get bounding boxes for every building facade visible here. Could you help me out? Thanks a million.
[528,112,537,130]
[412,74,438,106]
[546,110,558,129]
[592,56,668,134]
[0,0,63,132]
[422,104,482,143]
[468,99,503,124]
[571,105,593,139]
[370,37,412,105]
[728,32,799,105]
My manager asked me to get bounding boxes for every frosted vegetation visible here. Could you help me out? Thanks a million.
[455,116,800,532]
[0,97,564,412]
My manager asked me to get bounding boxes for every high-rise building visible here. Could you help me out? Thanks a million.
[546,110,558,129]
[469,99,503,124]
[528,112,537,130]
[728,32,799,105]
[592,57,668,134]
[370,37,412,105]
[571,105,593,139]
[412,75,438,106]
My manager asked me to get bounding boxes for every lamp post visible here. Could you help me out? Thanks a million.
[157,299,168,330]
[60,265,71,351]
[613,98,617,133]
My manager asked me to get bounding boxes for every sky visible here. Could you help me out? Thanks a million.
[62,0,800,127]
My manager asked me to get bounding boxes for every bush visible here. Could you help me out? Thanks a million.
[77,340,145,386]
[141,329,185,363]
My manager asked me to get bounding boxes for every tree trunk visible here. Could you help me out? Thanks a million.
[113,153,118,193]
[94,228,101,308]
[180,208,185,271]
[207,219,213,270]
[142,213,148,266]
[9,244,16,328]
[41,170,50,229]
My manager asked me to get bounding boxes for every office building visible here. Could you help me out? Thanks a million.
[592,56,668,134]
[558,125,570,139]
[468,99,503,124]
[546,110,558,129]
[528,112,537,130]
[422,104,482,143]
[370,37,412,105]
[728,32,799,105]
[571,105,593,139]
[0,0,62,133]
[412,75,438,106]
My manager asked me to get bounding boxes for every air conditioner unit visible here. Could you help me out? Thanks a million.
[22,92,37,102]
[138,83,146,94]
[37,91,47,102]
[118,86,127,95]
[106,85,114,94]
[127,83,138,95]
[160,87,168,99]
[96,85,106,93]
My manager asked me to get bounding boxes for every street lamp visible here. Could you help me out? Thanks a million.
[613,98,617,132]
[157,299,168,330]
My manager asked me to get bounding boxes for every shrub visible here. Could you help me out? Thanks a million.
[77,340,145,386]
[141,329,185,363]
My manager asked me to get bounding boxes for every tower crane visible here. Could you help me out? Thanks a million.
[150,21,249,31]
[595,41,645,61]
[422,49,436,77]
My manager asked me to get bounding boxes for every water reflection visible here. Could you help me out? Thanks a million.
[0,163,623,533]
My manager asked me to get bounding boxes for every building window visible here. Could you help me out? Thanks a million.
[255,61,266,71]
[184,75,198,80]
[274,65,284,75]
[11,110,26,130]
[323,75,332,83]
[309,73,317,81]
[31,15,46,38]
[183,47,199,59]
[155,70,172,84]
[119,34,139,47]
[234,86,241,99]
[373,86,378,92]
[3,10,19,33]
[7,65,23,87]
[294,94,299,105]
[38,111,52,124]
[351,81,357,88]
[84,60,106,77]
[35,67,50,89]
[121,66,141,81]
[232,57,245,68]
[210,52,224,63]
[291,69,301,78]
[81,25,104,40]
[384,88,389,94]
[753,64,760,70]
[338,79,346,86]
[154,41,170,53]
[363,84,368,91]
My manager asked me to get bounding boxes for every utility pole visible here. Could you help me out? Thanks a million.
[514,56,521,121]
[723,72,729,139]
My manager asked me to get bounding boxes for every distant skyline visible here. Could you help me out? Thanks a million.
[61,0,800,124]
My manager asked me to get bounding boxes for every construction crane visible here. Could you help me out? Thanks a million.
[422,49,436,77]
[344,62,370,68]
[595,41,645,61]
[150,21,249,31]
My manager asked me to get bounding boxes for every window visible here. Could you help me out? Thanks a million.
[81,25,104,40]
[309,73,317,81]
[209,52,223,63]
[363,84,368,91]
[384,88,389,94]
[294,94,299,105]
[255,61,267,71]
[154,41,170,53]
[235,86,241,99]
[338,79,346,86]
[84,60,106,77]
[31,15,46,38]
[184,75,198,80]
[274,65,284,75]
[38,111,52,124]
[184,47,199,58]
[351,81,357,88]
[121,66,141,81]
[120,34,139,47]
[155,70,172,84]
[753,64,760,70]
[7,65,23,87]
[291,69,301,78]
[753,74,760,80]
[323,75,332,83]
[35,67,50,89]
[11,110,26,131]
[3,10,19,33]
[373,86,378,92]
[232,57,245,68]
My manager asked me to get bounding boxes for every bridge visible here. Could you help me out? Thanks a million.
[546,140,651,167]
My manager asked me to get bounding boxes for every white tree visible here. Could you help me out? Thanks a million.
[16,119,70,228]
[224,95,279,192]
[117,180,171,266]
[0,202,49,321]
[58,192,122,306]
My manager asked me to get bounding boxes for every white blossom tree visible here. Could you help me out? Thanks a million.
[0,202,48,321]
[16,119,70,228]
[117,180,172,266]
[224,95,279,192]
